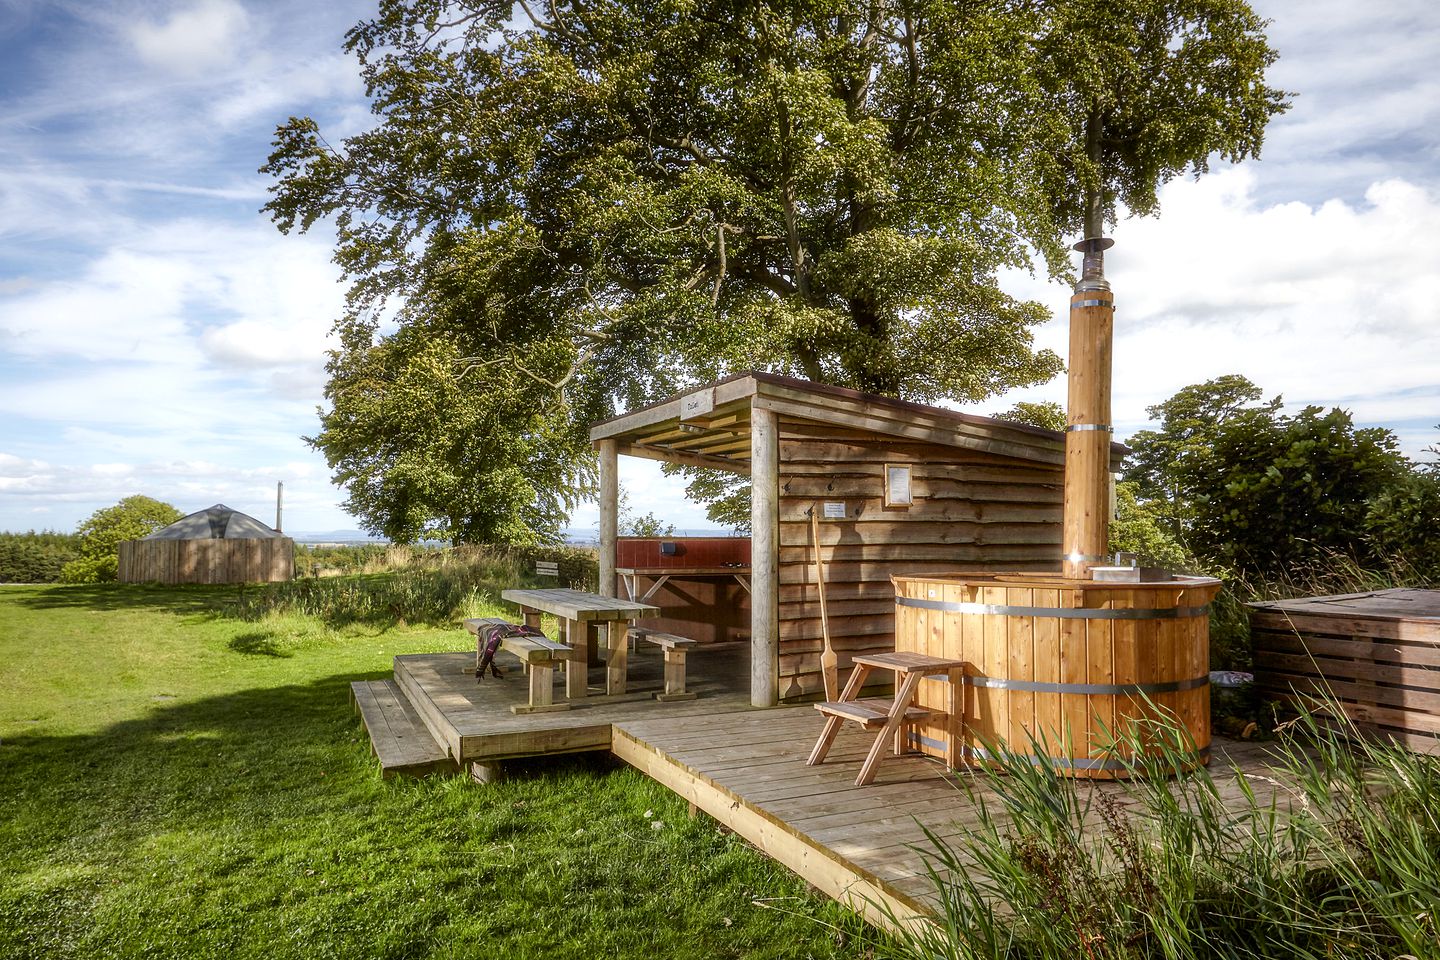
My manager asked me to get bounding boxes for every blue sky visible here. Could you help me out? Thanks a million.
[2,0,1438,535]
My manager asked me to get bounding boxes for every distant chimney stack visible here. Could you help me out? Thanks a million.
[275,481,284,533]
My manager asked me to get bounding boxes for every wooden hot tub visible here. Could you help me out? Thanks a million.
[892,572,1222,778]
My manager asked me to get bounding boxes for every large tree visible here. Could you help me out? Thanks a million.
[264,0,1286,542]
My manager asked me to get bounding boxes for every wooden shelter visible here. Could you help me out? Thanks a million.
[590,372,1125,706]
[118,503,293,584]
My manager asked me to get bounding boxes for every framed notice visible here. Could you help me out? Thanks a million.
[884,463,913,508]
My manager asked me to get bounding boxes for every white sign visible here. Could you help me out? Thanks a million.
[885,464,913,506]
[822,501,847,519]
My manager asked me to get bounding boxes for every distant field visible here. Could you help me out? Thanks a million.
[0,582,871,960]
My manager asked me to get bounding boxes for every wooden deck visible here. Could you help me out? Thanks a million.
[357,641,1297,933]
[385,641,757,767]
[613,709,1289,931]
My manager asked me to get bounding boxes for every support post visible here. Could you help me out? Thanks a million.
[750,405,779,707]
[1061,287,1115,579]
[598,438,618,597]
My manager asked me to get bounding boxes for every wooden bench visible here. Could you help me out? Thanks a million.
[463,617,572,715]
[629,629,698,701]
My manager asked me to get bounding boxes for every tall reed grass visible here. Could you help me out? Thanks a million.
[887,704,1440,960]
[228,544,598,627]
[1208,546,1434,672]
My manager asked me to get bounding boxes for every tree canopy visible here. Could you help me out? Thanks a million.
[60,496,183,583]
[265,0,1286,542]
[1122,377,1439,580]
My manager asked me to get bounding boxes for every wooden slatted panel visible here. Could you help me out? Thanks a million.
[775,421,1064,701]
[1252,590,1440,755]
[118,538,294,584]
[351,679,454,778]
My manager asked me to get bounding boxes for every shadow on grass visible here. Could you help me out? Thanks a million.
[9,581,240,617]
[227,631,293,658]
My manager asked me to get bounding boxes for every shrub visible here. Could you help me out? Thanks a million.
[230,543,598,627]
[886,704,1440,960]
[60,496,184,583]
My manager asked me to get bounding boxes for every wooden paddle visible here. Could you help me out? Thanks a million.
[810,509,838,701]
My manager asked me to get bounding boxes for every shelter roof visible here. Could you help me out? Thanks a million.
[144,504,283,541]
[590,371,1127,473]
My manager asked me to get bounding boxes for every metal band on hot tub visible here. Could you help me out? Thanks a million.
[906,732,1210,771]
[967,674,1210,695]
[895,596,1211,620]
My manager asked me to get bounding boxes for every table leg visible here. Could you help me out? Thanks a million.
[857,671,925,786]
[605,619,628,695]
[565,618,589,699]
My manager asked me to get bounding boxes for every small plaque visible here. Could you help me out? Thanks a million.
[822,501,847,519]
[680,387,715,420]
[884,463,913,507]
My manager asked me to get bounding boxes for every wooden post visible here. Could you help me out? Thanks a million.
[750,404,779,707]
[1061,288,1115,579]
[598,438,618,597]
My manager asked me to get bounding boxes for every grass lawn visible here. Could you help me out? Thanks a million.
[0,582,878,959]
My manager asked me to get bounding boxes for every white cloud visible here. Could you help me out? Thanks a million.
[0,447,342,531]
[976,171,1440,460]
[1,218,340,372]
[129,0,252,77]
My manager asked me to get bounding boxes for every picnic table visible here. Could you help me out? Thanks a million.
[501,588,660,698]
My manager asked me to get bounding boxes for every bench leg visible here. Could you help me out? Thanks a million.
[807,715,847,766]
[655,647,697,702]
[806,664,872,766]
[605,618,627,695]
[510,661,569,715]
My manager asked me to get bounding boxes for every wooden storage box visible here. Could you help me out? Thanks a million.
[1250,588,1440,755]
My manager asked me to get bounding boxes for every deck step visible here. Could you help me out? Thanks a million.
[351,679,455,778]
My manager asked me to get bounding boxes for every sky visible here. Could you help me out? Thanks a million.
[1,0,1437,536]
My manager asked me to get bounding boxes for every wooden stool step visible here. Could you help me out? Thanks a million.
[351,679,453,779]
[807,653,968,786]
[814,697,936,730]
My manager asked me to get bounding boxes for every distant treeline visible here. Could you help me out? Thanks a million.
[0,531,81,583]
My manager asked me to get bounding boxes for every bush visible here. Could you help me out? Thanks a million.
[59,496,183,583]
[0,531,81,583]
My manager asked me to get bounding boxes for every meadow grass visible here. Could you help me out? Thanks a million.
[0,581,872,960]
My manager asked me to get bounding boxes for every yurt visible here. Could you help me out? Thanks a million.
[118,504,294,584]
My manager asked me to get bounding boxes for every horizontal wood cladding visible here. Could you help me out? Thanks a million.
[118,538,294,584]
[1252,604,1440,755]
[774,420,1064,697]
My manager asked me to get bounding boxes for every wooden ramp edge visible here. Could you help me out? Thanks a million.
[610,722,931,936]
[351,680,456,778]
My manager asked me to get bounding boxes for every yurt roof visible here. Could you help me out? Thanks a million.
[143,504,283,541]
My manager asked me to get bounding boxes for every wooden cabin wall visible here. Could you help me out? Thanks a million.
[775,421,1064,700]
[118,538,295,584]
